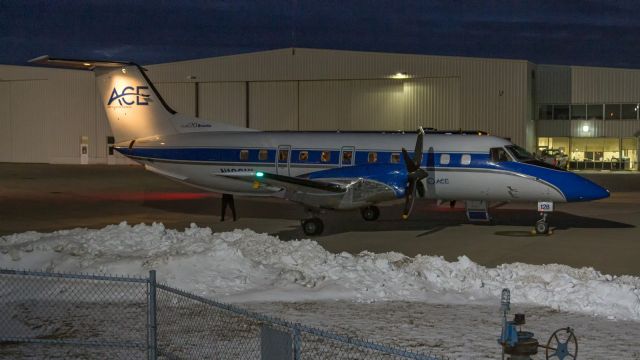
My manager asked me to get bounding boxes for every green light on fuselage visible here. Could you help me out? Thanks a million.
[256,171,264,177]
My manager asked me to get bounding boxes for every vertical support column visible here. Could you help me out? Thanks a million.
[245,81,250,129]
[292,324,301,360]
[147,270,158,360]
[194,82,199,118]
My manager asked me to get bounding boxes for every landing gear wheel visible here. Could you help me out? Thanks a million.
[360,206,380,221]
[545,327,577,360]
[302,217,324,236]
[536,220,549,235]
[535,212,550,235]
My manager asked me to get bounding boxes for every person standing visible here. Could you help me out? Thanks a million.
[221,193,237,221]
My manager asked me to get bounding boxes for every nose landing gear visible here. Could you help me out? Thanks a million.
[533,202,554,235]
[535,213,550,235]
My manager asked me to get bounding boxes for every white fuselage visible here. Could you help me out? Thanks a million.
[117,132,567,205]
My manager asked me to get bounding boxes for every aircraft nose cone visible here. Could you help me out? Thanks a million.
[564,174,610,202]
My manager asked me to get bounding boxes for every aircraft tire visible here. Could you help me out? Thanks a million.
[535,220,549,235]
[361,206,380,221]
[302,218,324,236]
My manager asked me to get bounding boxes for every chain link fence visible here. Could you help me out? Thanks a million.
[0,268,448,359]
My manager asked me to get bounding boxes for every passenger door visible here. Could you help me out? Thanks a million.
[276,145,291,175]
[340,146,355,167]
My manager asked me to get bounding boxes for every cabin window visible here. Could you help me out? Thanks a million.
[440,154,450,165]
[368,152,377,163]
[259,149,268,161]
[342,150,353,165]
[278,149,288,161]
[299,151,309,161]
[390,153,400,163]
[321,151,331,163]
[461,154,471,165]
[490,148,509,162]
[239,150,249,161]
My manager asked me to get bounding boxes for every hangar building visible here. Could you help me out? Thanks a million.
[0,48,638,170]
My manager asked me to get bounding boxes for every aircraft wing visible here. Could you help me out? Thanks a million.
[220,171,396,209]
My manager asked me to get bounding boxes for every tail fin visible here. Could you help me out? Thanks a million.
[29,56,254,144]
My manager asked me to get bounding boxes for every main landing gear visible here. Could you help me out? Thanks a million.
[301,218,324,236]
[360,206,380,221]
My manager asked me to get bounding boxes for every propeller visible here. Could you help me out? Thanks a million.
[401,127,428,219]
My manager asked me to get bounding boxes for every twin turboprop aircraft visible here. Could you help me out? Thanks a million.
[31,56,610,236]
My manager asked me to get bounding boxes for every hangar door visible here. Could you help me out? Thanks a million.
[0,80,48,163]
[299,77,460,131]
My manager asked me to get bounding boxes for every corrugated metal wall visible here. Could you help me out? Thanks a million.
[0,82,11,162]
[0,65,127,164]
[147,48,531,146]
[536,65,640,139]
[249,81,298,130]
[21,48,640,164]
[198,82,246,127]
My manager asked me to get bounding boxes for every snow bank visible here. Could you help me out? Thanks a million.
[1,222,639,320]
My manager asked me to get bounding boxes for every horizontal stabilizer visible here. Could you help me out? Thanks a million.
[28,55,138,70]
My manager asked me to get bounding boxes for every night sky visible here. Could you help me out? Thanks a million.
[1,0,639,68]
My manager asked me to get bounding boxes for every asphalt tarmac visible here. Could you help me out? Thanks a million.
[1,163,639,276]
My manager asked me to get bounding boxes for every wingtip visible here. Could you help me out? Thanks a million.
[28,55,50,64]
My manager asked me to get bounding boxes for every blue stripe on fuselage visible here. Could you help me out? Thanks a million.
[116,147,609,202]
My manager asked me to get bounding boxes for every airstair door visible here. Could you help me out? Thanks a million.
[340,146,355,167]
[276,145,291,176]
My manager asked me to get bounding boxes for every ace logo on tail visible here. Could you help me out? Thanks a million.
[107,86,150,106]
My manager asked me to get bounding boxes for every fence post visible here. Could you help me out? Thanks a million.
[147,270,158,360]
[292,323,301,360]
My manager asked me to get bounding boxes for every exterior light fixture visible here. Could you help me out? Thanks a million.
[83,62,91,67]
[582,125,590,133]
[390,72,410,79]
[122,68,127,74]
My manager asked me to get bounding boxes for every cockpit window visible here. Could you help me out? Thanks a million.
[490,147,510,162]
[506,144,566,171]
[505,145,535,161]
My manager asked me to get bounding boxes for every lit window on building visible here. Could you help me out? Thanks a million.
[390,153,400,163]
[321,151,331,162]
[239,150,249,161]
[461,154,471,165]
[299,151,309,161]
[605,104,621,120]
[368,152,377,163]
[259,149,268,161]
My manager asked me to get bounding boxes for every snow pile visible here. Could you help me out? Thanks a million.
[1,222,639,320]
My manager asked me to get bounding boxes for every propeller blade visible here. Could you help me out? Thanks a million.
[401,148,417,172]
[416,180,425,198]
[402,179,417,219]
[413,127,424,168]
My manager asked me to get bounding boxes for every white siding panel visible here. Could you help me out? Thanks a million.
[199,82,246,127]
[0,82,11,161]
[249,82,298,130]
[155,83,196,116]
[10,80,47,162]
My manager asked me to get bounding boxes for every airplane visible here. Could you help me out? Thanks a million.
[30,56,610,236]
